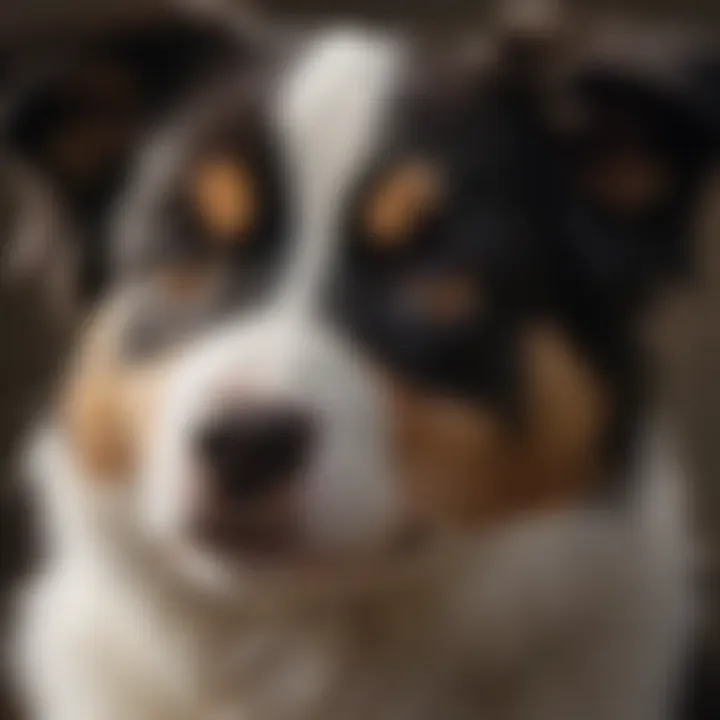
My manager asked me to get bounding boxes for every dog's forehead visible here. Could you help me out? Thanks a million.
[274,29,405,204]
[267,28,406,309]
[114,28,407,276]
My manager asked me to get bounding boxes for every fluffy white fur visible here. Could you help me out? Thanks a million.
[14,419,695,720]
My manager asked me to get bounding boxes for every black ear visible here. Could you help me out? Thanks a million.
[557,21,720,312]
[0,2,261,321]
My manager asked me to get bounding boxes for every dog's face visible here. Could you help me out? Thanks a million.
[3,6,718,595]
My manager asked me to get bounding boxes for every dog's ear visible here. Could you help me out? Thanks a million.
[557,22,720,313]
[0,1,262,322]
[489,4,720,313]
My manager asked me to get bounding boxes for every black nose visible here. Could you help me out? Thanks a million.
[196,405,315,500]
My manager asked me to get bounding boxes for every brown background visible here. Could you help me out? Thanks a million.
[0,1,718,717]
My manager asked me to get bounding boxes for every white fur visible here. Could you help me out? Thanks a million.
[125,30,408,586]
[13,29,697,720]
[271,28,402,314]
[15,419,695,720]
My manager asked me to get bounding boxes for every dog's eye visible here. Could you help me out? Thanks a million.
[192,156,257,243]
[398,274,481,324]
[363,160,444,249]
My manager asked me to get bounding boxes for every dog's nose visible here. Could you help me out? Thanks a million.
[196,405,315,500]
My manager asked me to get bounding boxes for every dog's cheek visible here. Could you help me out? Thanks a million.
[58,303,170,483]
[388,387,509,527]
[63,365,131,481]
[520,325,610,487]
[517,323,612,506]
[386,325,610,529]
[62,363,164,482]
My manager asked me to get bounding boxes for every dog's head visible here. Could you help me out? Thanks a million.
[4,5,719,598]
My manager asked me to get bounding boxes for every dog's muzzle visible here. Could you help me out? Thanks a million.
[139,313,402,568]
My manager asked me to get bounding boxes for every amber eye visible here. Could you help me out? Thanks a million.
[364,160,444,248]
[192,156,257,242]
[399,274,481,324]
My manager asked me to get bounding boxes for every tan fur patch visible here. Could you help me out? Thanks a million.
[365,161,443,248]
[47,115,135,185]
[587,147,671,213]
[156,264,216,297]
[400,274,480,323]
[388,323,610,528]
[59,299,170,480]
[193,156,256,241]
[522,325,610,483]
[46,65,139,184]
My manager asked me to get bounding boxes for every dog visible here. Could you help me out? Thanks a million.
[2,3,719,719]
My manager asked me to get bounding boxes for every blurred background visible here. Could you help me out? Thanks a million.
[0,1,718,718]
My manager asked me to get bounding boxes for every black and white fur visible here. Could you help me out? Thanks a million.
[2,6,718,720]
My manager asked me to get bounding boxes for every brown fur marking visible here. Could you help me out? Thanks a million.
[156,264,217,297]
[365,161,444,248]
[400,274,480,323]
[60,299,170,481]
[388,323,610,528]
[45,65,139,185]
[586,146,672,214]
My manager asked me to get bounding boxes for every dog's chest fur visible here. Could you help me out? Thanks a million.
[17,422,693,720]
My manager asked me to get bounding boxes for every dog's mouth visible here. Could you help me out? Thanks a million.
[189,487,302,564]
[188,491,432,570]
[194,516,300,562]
